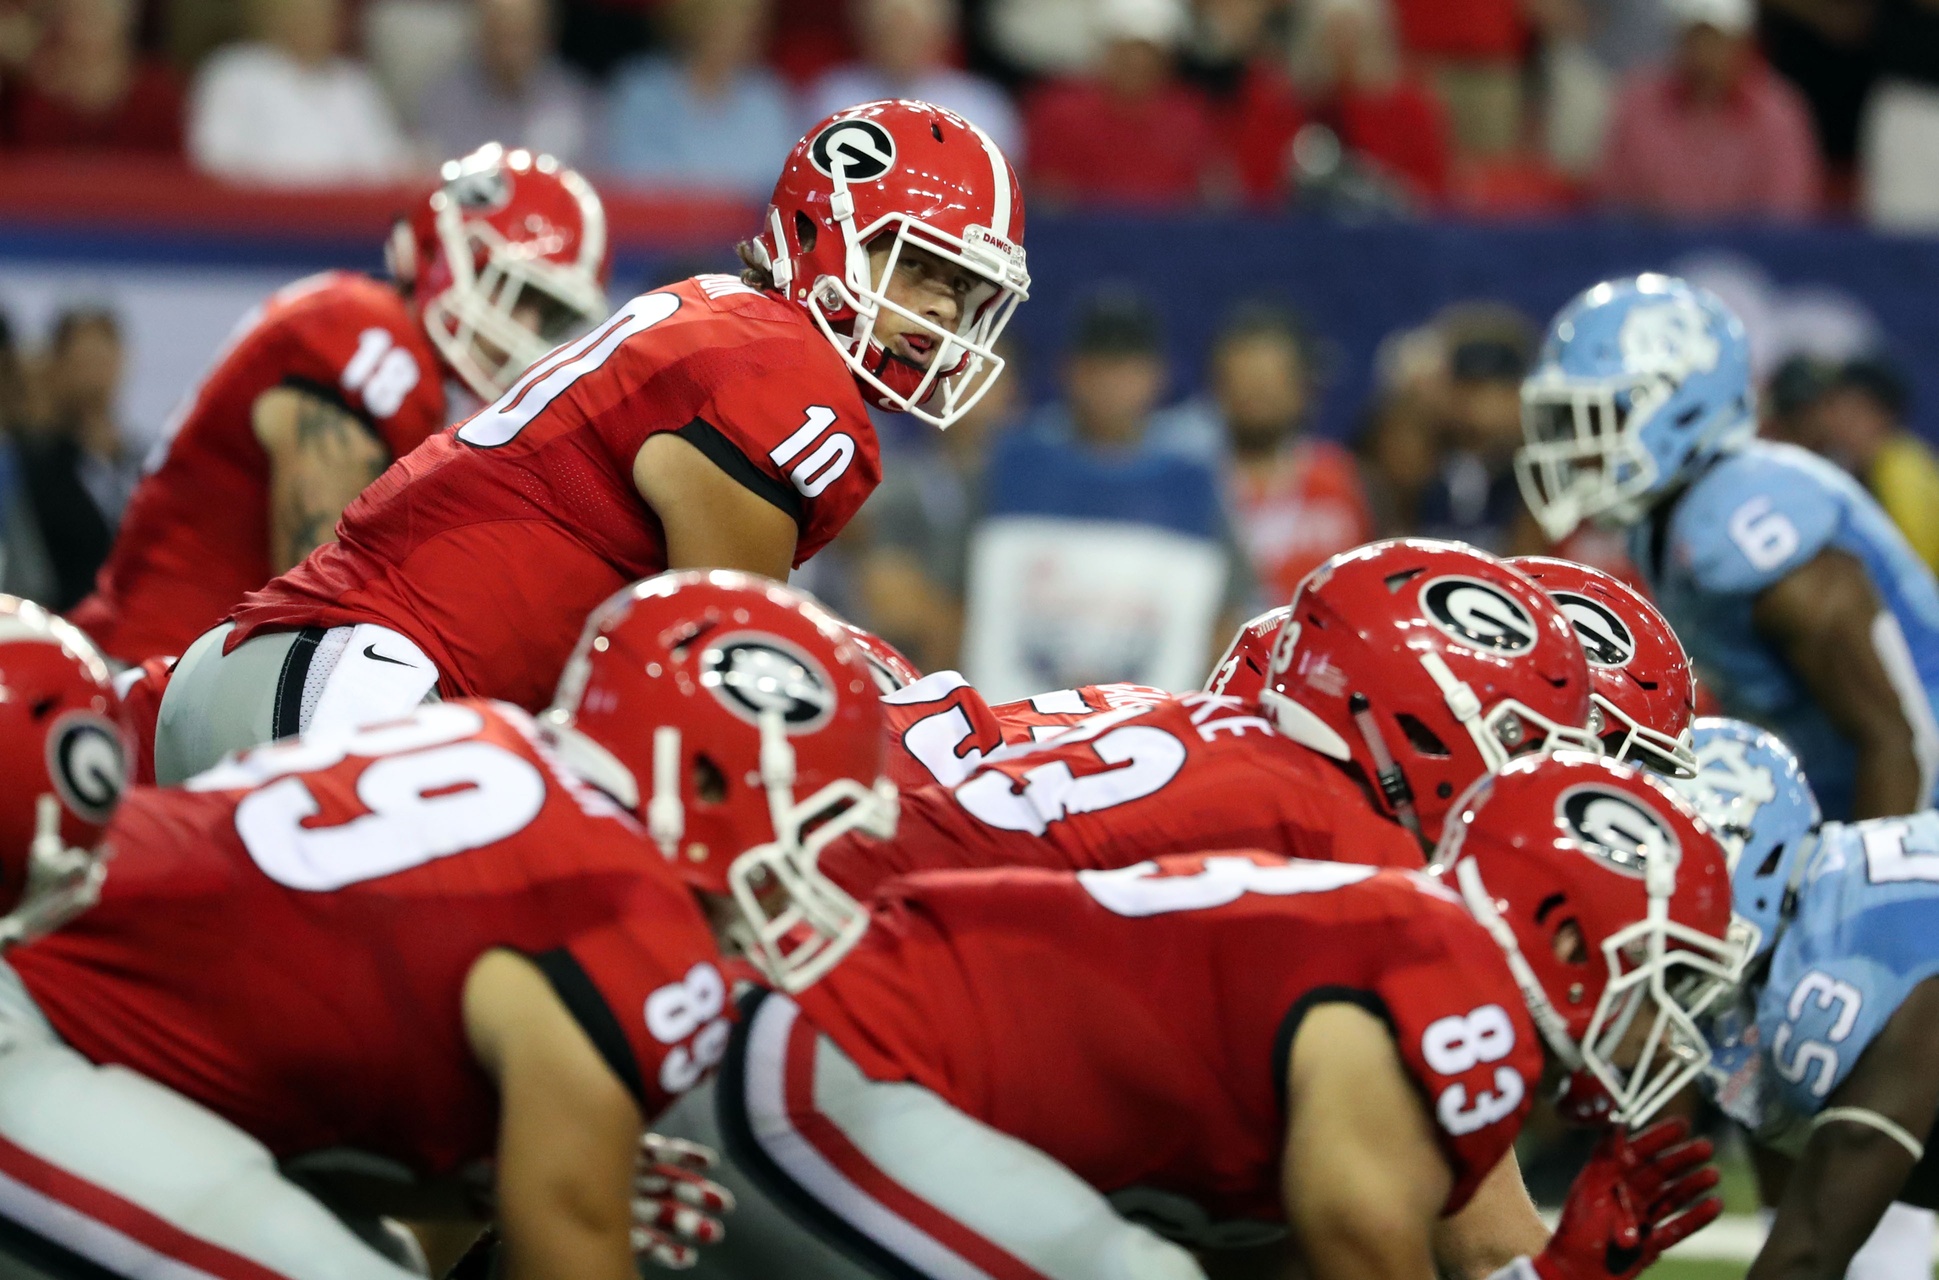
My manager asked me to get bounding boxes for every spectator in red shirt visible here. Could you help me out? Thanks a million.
[1290,0,1452,202]
[3,0,182,154]
[1214,303,1375,604]
[1024,0,1215,208]
[1597,0,1822,218]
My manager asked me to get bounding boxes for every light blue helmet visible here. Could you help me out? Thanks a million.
[1669,717,1819,964]
[1517,274,1755,540]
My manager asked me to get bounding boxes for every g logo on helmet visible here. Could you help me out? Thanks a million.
[809,120,896,182]
[1558,785,1678,877]
[1421,577,1538,655]
[700,636,836,733]
[444,167,513,214]
[45,712,125,823]
[1552,592,1635,668]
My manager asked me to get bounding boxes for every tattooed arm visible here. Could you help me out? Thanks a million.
[250,385,391,573]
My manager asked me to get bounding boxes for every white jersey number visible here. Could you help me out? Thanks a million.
[956,720,1188,836]
[213,705,548,891]
[1079,857,1375,918]
[1422,1005,1525,1136]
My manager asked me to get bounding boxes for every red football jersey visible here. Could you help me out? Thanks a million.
[68,272,446,665]
[225,275,882,712]
[825,690,1424,896]
[879,674,1173,791]
[795,853,1542,1219]
[9,700,726,1179]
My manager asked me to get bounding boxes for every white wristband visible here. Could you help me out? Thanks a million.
[1811,1107,1926,1162]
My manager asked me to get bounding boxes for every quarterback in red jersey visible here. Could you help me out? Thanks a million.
[0,573,894,1280]
[68,144,611,668]
[825,539,1598,896]
[659,755,1740,1280]
[151,100,1031,786]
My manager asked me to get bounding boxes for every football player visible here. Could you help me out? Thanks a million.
[825,538,1600,897]
[68,143,610,670]
[151,100,1031,786]
[657,754,1740,1280]
[1517,275,1939,822]
[1678,717,1939,1280]
[0,572,895,1280]
[1510,556,1697,774]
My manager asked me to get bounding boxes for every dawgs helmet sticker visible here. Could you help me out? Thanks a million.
[701,635,836,732]
[1558,784,1678,877]
[809,119,897,182]
[46,712,125,823]
[1553,592,1636,668]
[1420,577,1538,655]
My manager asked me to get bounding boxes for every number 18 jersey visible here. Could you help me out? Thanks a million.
[8,700,726,1179]
[794,854,1541,1219]
[226,276,880,712]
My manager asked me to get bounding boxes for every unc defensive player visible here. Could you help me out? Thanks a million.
[1517,275,1939,821]
[1678,718,1939,1280]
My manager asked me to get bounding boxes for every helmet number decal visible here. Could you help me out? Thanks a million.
[1552,592,1635,668]
[699,635,836,731]
[342,328,423,420]
[809,119,896,182]
[1420,577,1538,654]
[1422,1005,1525,1137]
[1557,785,1677,876]
[46,712,126,824]
[769,406,855,499]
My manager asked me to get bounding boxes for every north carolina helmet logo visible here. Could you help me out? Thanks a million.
[1421,577,1538,655]
[45,712,125,823]
[700,635,835,732]
[810,120,896,182]
[1553,592,1635,668]
[1619,298,1720,382]
[1558,785,1678,877]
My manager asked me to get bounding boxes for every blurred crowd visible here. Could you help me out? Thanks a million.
[2,0,1939,223]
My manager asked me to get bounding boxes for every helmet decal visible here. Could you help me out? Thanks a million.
[1619,298,1721,380]
[1420,577,1538,655]
[1552,592,1636,668]
[46,712,125,824]
[1558,784,1676,876]
[701,635,837,732]
[809,119,897,182]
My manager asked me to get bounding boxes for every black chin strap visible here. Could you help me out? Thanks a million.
[1350,692,1426,847]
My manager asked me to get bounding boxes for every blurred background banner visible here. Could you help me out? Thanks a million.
[4,193,1934,450]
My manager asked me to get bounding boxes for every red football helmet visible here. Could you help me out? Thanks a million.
[836,621,922,694]
[1513,557,1697,776]
[1435,752,1742,1126]
[1204,605,1290,702]
[0,596,125,944]
[745,99,1030,430]
[542,571,896,991]
[389,142,611,402]
[1261,539,1599,848]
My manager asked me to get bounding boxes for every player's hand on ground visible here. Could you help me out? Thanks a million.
[633,1133,735,1269]
[1534,1118,1722,1280]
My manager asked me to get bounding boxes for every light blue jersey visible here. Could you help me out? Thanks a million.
[1710,810,1939,1152]
[1631,440,1939,820]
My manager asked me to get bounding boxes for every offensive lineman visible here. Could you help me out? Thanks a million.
[0,574,893,1280]
[152,99,1032,785]
[660,754,1741,1280]
[69,144,610,669]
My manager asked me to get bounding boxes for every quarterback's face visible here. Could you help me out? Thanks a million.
[868,243,978,369]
